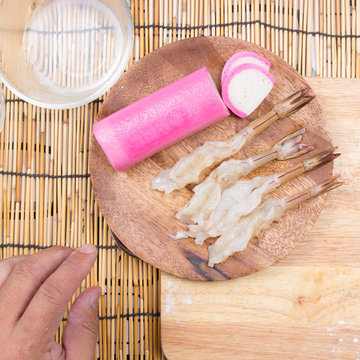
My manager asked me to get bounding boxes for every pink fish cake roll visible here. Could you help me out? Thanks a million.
[221,51,271,85]
[93,67,230,172]
[221,63,275,118]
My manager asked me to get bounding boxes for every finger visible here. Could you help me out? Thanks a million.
[62,287,101,360]
[0,246,73,325]
[0,256,27,289]
[16,244,98,343]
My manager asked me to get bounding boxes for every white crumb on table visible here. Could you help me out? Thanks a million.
[163,280,192,313]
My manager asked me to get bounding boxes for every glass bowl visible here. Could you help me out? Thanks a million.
[0,0,134,109]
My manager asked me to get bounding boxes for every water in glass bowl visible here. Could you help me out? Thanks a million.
[22,0,125,95]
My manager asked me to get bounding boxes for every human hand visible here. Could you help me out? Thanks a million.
[0,245,100,360]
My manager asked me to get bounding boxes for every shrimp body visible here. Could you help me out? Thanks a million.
[176,158,254,223]
[208,175,343,267]
[176,174,279,244]
[152,89,314,194]
[176,128,311,224]
[208,198,285,267]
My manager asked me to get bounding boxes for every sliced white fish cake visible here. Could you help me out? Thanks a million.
[222,63,275,118]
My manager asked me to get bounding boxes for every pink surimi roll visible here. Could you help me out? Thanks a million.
[221,51,271,86]
[93,67,230,172]
[221,63,275,118]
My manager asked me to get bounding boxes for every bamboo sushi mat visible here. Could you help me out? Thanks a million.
[0,1,359,359]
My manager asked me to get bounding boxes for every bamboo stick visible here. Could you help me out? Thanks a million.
[346,0,351,78]
[357,0,360,77]
[226,0,232,38]
[18,103,26,254]
[301,0,309,76]
[134,0,140,62]
[351,0,356,78]
[326,0,330,77]
[315,0,324,76]
[180,0,185,39]
[336,0,341,77]
[44,110,51,248]
[246,0,251,42]
[8,97,15,259]
[204,0,210,36]
[291,0,297,69]
[233,0,239,40]
[153,267,160,358]
[105,230,111,357]
[139,257,145,357]
[190,0,195,38]
[306,0,313,77]
[254,0,260,44]
[198,0,203,38]
[297,0,304,73]
[210,0,215,36]
[270,0,275,53]
[275,0,279,56]
[29,107,36,252]
[164,0,169,44]
[118,251,124,360]
[14,101,21,255]
[148,264,153,358]
[149,0,154,52]
[0,93,5,259]
[342,0,348,77]
[132,258,139,358]
[145,0,150,55]
[5,95,13,259]
[241,0,246,40]
[159,0,164,47]
[3,90,9,258]
[284,0,289,62]
[154,0,160,49]
[216,0,221,37]
[143,262,149,360]
[176,0,181,40]
[287,0,294,67]
[265,0,270,49]
[169,0,174,42]
[224,0,228,37]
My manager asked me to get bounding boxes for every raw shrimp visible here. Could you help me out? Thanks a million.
[207,175,343,267]
[176,128,314,224]
[176,148,339,244]
[152,89,314,194]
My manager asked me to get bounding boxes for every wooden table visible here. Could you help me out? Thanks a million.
[161,78,360,360]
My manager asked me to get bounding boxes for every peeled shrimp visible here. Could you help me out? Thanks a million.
[176,148,339,244]
[176,128,313,224]
[152,89,314,194]
[208,175,343,267]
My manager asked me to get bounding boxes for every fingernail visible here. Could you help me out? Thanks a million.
[78,244,97,255]
[89,288,101,310]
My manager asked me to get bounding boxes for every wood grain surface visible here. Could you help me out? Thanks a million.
[89,37,333,281]
[161,78,360,360]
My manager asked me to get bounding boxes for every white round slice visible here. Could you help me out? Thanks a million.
[221,51,271,85]
[221,63,275,118]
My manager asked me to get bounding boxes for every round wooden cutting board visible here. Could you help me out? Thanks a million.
[89,37,333,281]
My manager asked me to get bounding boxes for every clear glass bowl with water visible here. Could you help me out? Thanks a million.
[0,0,133,109]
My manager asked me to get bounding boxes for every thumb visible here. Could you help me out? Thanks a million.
[62,287,101,360]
